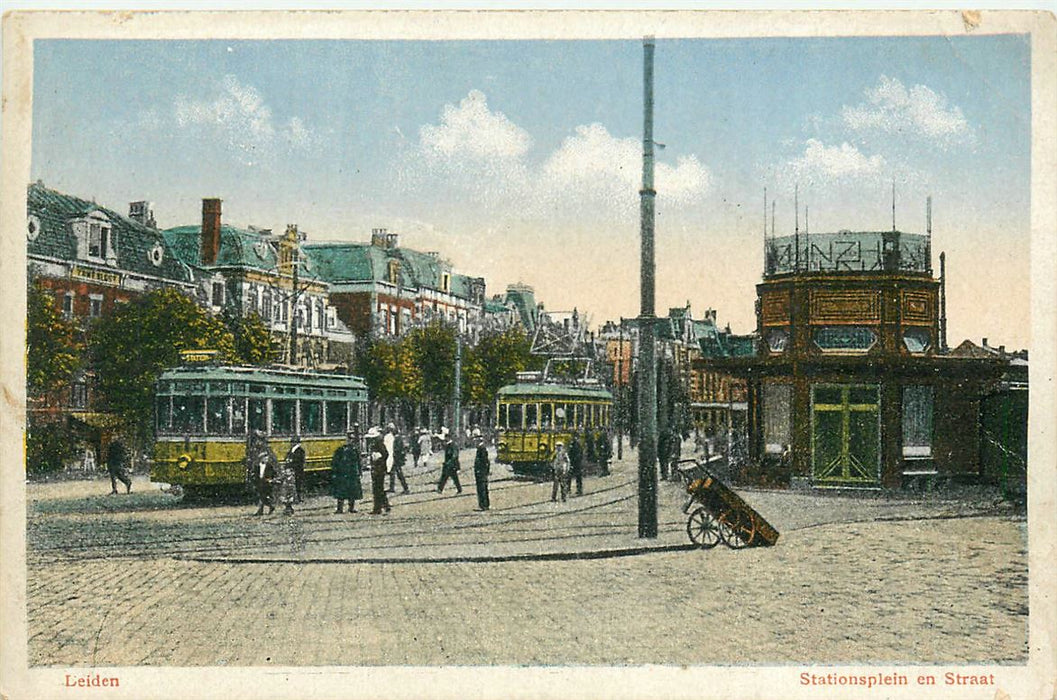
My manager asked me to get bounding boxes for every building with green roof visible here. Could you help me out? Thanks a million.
[302,228,493,340]
[26,181,198,444]
[163,200,353,368]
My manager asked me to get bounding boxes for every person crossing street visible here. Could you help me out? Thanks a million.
[386,424,410,494]
[330,428,362,514]
[366,427,390,515]
[473,435,491,511]
[437,437,462,494]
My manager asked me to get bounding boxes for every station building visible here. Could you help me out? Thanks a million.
[711,224,1010,490]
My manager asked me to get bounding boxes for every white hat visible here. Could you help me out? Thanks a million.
[365,426,382,439]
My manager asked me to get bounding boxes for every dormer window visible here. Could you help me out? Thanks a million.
[441,272,451,294]
[388,260,400,285]
[73,211,116,264]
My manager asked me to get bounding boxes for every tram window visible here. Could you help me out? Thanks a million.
[301,401,323,435]
[498,404,508,429]
[526,403,538,429]
[552,404,564,429]
[155,396,171,432]
[207,382,229,394]
[172,396,204,434]
[206,397,229,435]
[575,405,584,428]
[248,399,267,433]
[249,384,266,394]
[325,401,346,434]
[272,399,295,435]
[508,403,523,429]
[541,403,552,429]
[232,383,247,395]
[232,399,247,434]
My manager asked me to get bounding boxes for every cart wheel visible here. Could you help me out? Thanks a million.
[718,509,756,549]
[686,508,722,549]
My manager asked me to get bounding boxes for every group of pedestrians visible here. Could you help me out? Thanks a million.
[549,432,609,503]
[245,424,616,516]
[246,423,494,517]
[246,430,306,516]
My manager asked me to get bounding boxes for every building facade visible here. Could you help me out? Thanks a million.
[26,182,196,424]
[303,229,488,340]
[718,227,1007,489]
[163,200,354,368]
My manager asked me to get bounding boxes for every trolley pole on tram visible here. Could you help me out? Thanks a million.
[637,37,659,538]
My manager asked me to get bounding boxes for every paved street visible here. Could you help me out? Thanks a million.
[25,449,1027,666]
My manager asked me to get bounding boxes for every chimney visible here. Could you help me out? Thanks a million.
[201,198,222,266]
[129,201,156,228]
[371,228,388,247]
[385,232,399,249]
[982,338,988,349]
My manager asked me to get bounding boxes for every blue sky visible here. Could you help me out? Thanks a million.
[31,36,1032,347]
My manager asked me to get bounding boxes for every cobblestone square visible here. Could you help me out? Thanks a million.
[25,453,1028,667]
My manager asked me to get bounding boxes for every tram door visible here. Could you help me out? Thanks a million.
[811,384,880,486]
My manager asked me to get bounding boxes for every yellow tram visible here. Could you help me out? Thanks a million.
[151,365,368,494]
[495,381,613,477]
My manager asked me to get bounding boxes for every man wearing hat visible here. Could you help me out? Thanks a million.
[386,423,409,494]
[551,442,570,503]
[473,434,491,511]
[366,426,391,515]
[437,435,462,494]
[330,427,362,514]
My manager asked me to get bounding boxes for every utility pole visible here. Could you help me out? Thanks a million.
[617,320,624,461]
[637,37,658,538]
[453,331,462,442]
[289,236,299,365]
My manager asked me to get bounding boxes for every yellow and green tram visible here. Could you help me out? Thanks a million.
[496,382,613,477]
[151,365,368,493]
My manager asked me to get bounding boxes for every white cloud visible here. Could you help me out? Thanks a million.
[167,75,315,161]
[419,89,531,163]
[540,123,710,213]
[780,139,888,187]
[842,75,973,145]
[406,91,711,223]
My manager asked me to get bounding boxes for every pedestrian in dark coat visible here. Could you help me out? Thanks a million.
[437,438,462,493]
[387,425,410,494]
[585,431,597,469]
[276,449,297,516]
[411,429,423,469]
[106,439,132,495]
[286,435,306,503]
[252,447,278,516]
[330,430,362,513]
[473,437,490,511]
[567,434,584,497]
[244,429,267,493]
[597,431,612,476]
[658,430,671,480]
[366,427,390,515]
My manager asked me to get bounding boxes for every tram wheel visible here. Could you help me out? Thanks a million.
[686,508,722,549]
[718,509,756,549]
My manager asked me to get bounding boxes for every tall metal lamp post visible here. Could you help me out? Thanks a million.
[637,37,659,538]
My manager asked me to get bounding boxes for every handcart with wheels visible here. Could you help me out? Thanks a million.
[674,459,780,550]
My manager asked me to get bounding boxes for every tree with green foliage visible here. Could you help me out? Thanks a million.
[222,308,277,365]
[88,287,238,440]
[406,322,457,405]
[463,327,540,406]
[26,280,83,399]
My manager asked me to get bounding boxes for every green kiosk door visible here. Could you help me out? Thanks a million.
[811,384,880,486]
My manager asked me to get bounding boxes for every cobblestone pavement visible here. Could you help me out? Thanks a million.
[25,449,1028,666]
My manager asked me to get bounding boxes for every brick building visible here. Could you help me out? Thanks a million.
[163,200,354,368]
[303,229,488,340]
[26,182,196,425]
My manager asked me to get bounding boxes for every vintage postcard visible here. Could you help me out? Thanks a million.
[2,9,1055,700]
